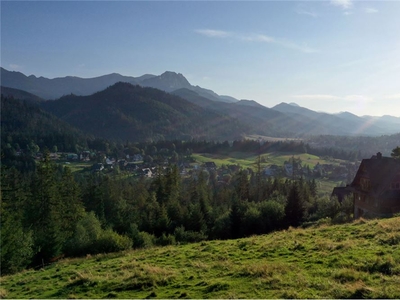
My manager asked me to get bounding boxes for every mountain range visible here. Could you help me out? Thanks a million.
[39,82,245,142]
[1,67,399,141]
[0,67,236,103]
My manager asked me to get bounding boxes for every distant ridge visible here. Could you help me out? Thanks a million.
[0,67,237,104]
[2,68,400,137]
[1,86,44,103]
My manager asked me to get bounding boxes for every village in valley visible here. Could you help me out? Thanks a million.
[40,143,400,220]
[36,145,358,184]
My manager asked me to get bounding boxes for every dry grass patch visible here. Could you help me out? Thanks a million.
[189,260,210,270]
[0,288,7,299]
[332,268,364,283]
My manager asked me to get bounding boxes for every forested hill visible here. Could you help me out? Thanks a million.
[1,86,44,104]
[1,94,89,155]
[40,82,249,142]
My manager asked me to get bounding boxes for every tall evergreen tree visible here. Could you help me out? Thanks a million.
[1,167,33,274]
[27,152,65,263]
[58,167,85,237]
[284,183,305,228]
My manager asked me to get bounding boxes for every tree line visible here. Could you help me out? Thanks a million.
[1,152,353,275]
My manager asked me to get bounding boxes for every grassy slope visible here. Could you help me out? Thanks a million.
[1,217,400,299]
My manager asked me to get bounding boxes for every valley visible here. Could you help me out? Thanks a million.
[2,2,400,299]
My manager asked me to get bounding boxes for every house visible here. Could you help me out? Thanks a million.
[264,164,280,176]
[92,163,104,172]
[105,157,115,166]
[67,153,78,161]
[139,168,152,178]
[331,186,352,202]
[284,163,293,177]
[80,151,91,161]
[49,153,59,160]
[350,152,400,218]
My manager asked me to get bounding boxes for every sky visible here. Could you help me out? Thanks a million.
[1,0,400,117]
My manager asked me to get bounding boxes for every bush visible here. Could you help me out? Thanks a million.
[259,200,285,233]
[128,223,155,249]
[64,212,102,256]
[140,232,156,248]
[174,226,207,244]
[156,233,176,246]
[65,212,132,256]
[94,229,132,253]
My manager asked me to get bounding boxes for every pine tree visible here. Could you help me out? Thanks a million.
[284,183,305,228]
[1,167,33,274]
[234,170,250,201]
[58,167,85,238]
[230,196,243,238]
[391,146,400,159]
[27,152,64,263]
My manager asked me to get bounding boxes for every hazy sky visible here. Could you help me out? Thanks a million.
[2,1,400,117]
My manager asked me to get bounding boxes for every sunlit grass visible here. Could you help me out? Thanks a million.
[2,217,400,298]
[193,151,346,170]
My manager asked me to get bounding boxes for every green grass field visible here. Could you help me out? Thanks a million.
[192,152,346,195]
[193,152,345,170]
[62,162,93,173]
[1,217,399,299]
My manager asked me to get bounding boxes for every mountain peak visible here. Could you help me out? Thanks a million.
[235,99,265,108]
[140,71,191,92]
[161,70,182,76]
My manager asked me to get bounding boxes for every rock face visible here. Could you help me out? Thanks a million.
[140,71,192,92]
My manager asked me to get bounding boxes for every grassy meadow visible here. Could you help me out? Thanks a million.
[192,151,346,195]
[192,151,346,170]
[1,217,400,299]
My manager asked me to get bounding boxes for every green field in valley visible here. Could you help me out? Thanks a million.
[1,217,399,299]
[192,152,347,195]
[192,152,346,170]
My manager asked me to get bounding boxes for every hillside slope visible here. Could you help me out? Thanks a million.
[272,102,396,136]
[172,88,302,137]
[1,217,399,299]
[1,93,88,153]
[1,86,44,104]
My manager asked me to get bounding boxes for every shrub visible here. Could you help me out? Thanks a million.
[64,212,102,256]
[174,226,207,244]
[128,223,155,249]
[65,212,132,256]
[94,229,132,253]
[156,233,176,246]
